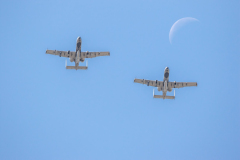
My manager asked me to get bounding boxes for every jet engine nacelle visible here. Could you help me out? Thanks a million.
[70,57,75,62]
[168,88,172,92]
[80,58,85,62]
[158,87,163,91]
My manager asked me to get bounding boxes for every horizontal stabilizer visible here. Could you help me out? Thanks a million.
[65,60,88,70]
[153,95,175,99]
[66,66,88,70]
[153,89,175,99]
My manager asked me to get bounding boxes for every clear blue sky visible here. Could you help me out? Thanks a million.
[0,0,239,159]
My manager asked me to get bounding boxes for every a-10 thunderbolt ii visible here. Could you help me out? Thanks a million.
[46,37,110,70]
[134,67,197,99]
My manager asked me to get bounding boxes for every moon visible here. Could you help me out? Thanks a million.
[169,17,199,44]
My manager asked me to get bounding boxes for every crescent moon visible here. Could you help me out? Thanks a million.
[169,17,199,44]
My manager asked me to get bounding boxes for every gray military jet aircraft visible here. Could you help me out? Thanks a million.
[46,37,110,70]
[134,67,197,99]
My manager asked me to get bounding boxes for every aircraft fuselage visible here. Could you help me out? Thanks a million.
[74,37,83,67]
[162,67,170,97]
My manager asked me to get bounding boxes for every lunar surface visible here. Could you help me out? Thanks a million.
[169,17,199,44]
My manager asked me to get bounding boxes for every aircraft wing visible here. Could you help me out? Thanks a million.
[168,82,197,89]
[134,78,163,87]
[46,50,76,58]
[81,51,110,58]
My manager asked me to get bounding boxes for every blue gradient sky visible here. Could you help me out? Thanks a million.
[0,0,239,159]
